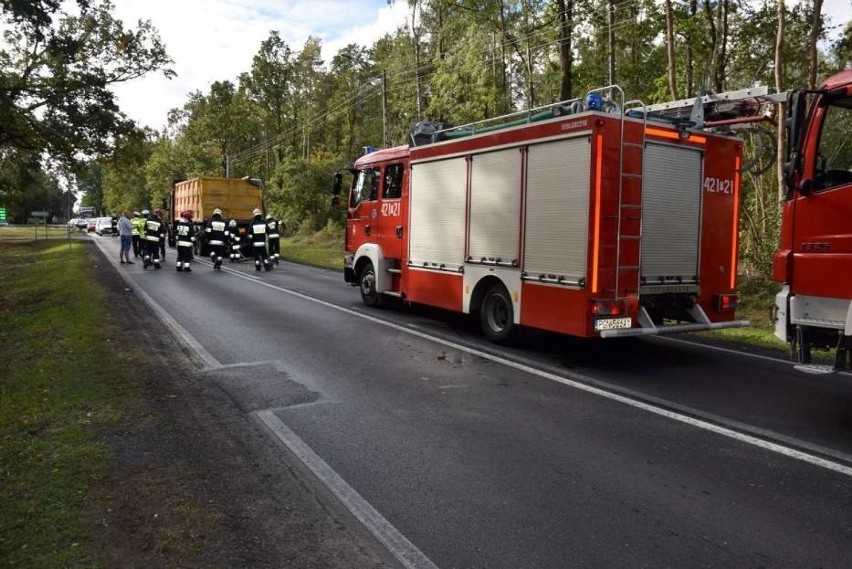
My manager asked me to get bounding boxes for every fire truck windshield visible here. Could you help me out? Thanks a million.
[351,168,379,207]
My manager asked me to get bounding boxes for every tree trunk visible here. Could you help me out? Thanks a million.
[776,0,786,194]
[717,0,729,92]
[608,0,616,86]
[686,0,696,96]
[409,0,423,120]
[808,0,823,89]
[556,0,574,101]
[703,0,721,92]
[664,0,677,100]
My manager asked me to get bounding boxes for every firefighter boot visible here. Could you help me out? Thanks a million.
[176,263,183,272]
[264,260,272,271]
[143,255,150,269]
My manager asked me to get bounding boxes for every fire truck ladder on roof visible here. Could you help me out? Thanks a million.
[638,86,788,129]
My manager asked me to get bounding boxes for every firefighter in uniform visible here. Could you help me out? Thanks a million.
[248,208,271,271]
[204,208,227,270]
[266,214,282,265]
[174,211,195,272]
[131,211,145,258]
[228,219,241,262]
[142,209,166,269]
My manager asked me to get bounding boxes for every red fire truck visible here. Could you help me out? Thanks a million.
[333,86,777,342]
[773,69,852,373]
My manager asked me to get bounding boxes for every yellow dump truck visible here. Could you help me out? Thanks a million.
[170,177,264,256]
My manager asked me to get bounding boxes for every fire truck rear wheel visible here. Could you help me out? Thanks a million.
[359,261,381,307]
[480,283,515,342]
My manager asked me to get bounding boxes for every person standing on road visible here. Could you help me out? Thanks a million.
[131,211,144,258]
[248,208,271,272]
[204,208,227,270]
[118,210,134,264]
[174,210,195,272]
[142,208,166,270]
[266,214,282,265]
[227,219,241,262]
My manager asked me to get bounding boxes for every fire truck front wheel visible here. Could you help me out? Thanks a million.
[359,261,381,308]
[480,283,515,343]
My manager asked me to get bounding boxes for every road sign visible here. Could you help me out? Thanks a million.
[31,210,48,217]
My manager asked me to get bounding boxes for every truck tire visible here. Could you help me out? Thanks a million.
[480,283,515,342]
[359,261,381,307]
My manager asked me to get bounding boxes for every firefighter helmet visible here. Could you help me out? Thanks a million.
[153,208,163,217]
[181,210,193,219]
[133,211,140,216]
[228,219,237,228]
[266,214,273,220]
[213,208,222,216]
[141,209,150,216]
[252,208,262,216]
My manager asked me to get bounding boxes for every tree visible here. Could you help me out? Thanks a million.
[0,0,174,163]
[101,128,154,214]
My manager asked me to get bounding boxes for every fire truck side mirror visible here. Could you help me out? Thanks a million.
[330,172,346,210]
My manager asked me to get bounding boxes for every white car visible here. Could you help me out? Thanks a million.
[95,217,115,236]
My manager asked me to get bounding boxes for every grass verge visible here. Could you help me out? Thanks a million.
[281,229,344,270]
[0,239,218,567]
[0,240,132,566]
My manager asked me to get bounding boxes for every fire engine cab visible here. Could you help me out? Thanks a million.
[333,85,774,342]
[774,69,852,373]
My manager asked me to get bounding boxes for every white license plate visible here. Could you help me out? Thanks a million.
[594,317,632,331]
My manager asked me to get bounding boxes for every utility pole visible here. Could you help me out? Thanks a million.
[381,70,389,148]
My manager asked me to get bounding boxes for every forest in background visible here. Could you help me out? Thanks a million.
[1,0,850,283]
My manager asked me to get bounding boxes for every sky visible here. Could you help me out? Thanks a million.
[110,0,851,132]
[110,0,410,131]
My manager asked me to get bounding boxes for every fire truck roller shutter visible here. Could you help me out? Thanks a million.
[409,157,467,270]
[523,137,592,283]
[641,143,703,286]
[468,148,523,264]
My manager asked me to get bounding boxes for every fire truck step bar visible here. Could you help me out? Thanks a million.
[599,305,750,338]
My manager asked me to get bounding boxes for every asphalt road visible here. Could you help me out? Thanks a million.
[92,235,852,568]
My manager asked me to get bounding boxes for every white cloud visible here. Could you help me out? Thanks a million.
[110,0,409,130]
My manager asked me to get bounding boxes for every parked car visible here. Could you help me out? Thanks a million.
[86,218,97,232]
[95,217,114,236]
[70,218,88,231]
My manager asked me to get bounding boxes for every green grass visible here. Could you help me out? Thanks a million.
[281,229,344,270]
[0,240,143,567]
[698,277,788,350]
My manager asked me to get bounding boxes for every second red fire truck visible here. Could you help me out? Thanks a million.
[773,69,852,373]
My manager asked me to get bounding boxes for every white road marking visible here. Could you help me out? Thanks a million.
[220,268,852,478]
[657,335,852,377]
[254,410,440,569]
